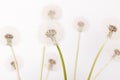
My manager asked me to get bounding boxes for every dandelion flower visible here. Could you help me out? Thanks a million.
[4,55,23,72]
[73,17,89,32]
[0,27,20,46]
[39,21,64,46]
[106,42,120,61]
[101,17,120,39]
[44,52,60,71]
[42,5,62,20]
[44,52,61,80]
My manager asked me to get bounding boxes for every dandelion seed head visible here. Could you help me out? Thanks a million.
[48,58,56,70]
[4,55,23,71]
[108,25,117,32]
[0,27,20,46]
[114,49,120,56]
[45,29,57,39]
[48,10,56,19]
[105,42,120,62]
[73,17,89,32]
[107,24,118,38]
[39,21,64,46]
[5,34,14,39]
[10,61,16,70]
[44,52,61,71]
[101,17,120,40]
[48,58,56,65]
[42,5,62,20]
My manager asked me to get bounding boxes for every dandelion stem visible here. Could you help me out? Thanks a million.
[93,57,113,80]
[45,70,50,80]
[73,32,81,80]
[56,44,67,80]
[9,46,21,80]
[40,46,46,80]
[87,37,108,80]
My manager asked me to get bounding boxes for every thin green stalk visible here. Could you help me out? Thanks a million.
[93,57,113,80]
[40,46,46,80]
[56,44,67,80]
[73,32,81,80]
[87,37,108,80]
[10,46,21,80]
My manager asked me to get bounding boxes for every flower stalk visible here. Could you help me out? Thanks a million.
[56,43,67,80]
[9,45,21,80]
[87,37,108,80]
[40,46,46,80]
[93,57,113,80]
[73,32,81,80]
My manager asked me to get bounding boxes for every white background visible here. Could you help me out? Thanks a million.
[0,0,120,80]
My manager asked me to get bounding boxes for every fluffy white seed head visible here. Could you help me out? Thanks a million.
[0,27,20,46]
[39,21,64,46]
[4,55,23,71]
[101,17,120,39]
[44,51,61,71]
[73,17,89,32]
[42,5,62,20]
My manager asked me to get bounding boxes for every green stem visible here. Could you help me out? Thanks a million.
[73,32,81,80]
[93,57,113,80]
[40,46,46,80]
[9,46,21,80]
[87,37,108,80]
[56,44,67,80]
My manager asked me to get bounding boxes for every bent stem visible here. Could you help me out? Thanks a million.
[93,57,113,80]
[87,37,108,80]
[56,44,67,80]
[73,32,81,80]
[40,46,46,80]
[9,46,21,80]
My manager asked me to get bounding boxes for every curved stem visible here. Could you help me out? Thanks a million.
[56,44,67,80]
[9,46,21,80]
[40,46,46,80]
[73,32,81,80]
[87,37,108,80]
[45,70,50,80]
[93,57,113,80]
